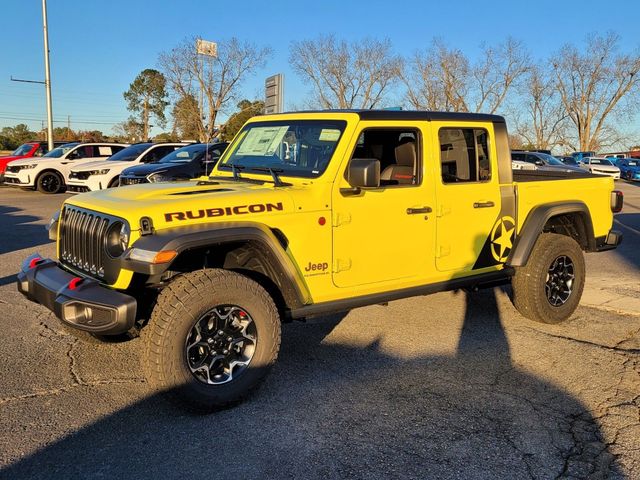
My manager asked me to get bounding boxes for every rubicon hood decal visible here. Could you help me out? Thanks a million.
[165,202,284,221]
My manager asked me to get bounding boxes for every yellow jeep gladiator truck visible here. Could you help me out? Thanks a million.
[17,110,624,410]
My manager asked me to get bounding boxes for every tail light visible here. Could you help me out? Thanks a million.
[611,190,623,213]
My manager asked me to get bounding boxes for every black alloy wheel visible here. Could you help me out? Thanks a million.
[185,305,257,385]
[545,255,575,306]
[37,171,63,194]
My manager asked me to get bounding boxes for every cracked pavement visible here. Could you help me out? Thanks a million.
[0,184,638,479]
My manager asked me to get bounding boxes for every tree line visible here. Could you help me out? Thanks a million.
[4,33,637,153]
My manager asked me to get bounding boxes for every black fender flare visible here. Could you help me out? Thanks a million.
[123,221,310,309]
[507,201,595,267]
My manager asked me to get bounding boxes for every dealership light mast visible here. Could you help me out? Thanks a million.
[42,0,54,151]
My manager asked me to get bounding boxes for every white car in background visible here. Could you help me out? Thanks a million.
[579,157,621,179]
[66,142,188,192]
[3,142,129,193]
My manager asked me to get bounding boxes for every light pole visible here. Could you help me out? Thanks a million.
[42,0,54,151]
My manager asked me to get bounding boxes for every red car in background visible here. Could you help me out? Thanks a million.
[0,141,67,181]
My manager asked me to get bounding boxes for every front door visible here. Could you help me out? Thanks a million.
[331,122,437,288]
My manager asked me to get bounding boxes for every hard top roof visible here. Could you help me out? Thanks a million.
[277,109,506,123]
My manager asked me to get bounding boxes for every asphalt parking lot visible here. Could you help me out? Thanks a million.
[0,183,638,480]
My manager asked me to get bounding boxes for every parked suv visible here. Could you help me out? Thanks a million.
[4,142,128,193]
[0,141,67,181]
[511,151,586,174]
[66,142,188,192]
[119,142,228,185]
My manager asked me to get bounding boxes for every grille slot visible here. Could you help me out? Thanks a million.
[60,206,115,280]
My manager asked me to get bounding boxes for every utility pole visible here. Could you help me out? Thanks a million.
[42,0,54,151]
[67,115,71,140]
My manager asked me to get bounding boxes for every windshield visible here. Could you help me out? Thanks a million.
[219,120,347,178]
[44,142,78,158]
[11,143,34,156]
[107,143,152,161]
[538,153,566,166]
[159,144,219,163]
[590,158,613,165]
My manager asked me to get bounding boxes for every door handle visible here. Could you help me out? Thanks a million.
[473,201,495,208]
[406,206,432,215]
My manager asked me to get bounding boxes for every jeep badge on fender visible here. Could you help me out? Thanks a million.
[17,110,622,412]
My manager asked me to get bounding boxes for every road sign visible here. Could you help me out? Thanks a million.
[264,74,284,114]
[196,39,217,57]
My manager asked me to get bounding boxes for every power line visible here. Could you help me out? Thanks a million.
[0,115,124,126]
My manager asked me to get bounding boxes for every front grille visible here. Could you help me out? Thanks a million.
[120,176,147,185]
[3,177,20,184]
[59,206,118,281]
[67,185,90,193]
[69,171,90,180]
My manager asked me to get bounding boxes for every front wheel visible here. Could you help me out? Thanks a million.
[36,171,64,194]
[512,233,585,324]
[143,269,281,411]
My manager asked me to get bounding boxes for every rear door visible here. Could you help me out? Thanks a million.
[433,122,508,272]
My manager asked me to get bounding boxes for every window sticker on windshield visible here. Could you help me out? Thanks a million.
[319,129,341,142]
[236,126,289,156]
[98,146,112,156]
[177,151,190,158]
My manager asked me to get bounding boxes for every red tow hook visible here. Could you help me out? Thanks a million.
[68,277,83,290]
[28,257,42,269]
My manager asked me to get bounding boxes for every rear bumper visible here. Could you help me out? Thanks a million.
[16,254,136,335]
[596,230,623,252]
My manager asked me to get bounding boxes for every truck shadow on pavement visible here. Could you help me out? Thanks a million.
[1,290,621,479]
[0,205,51,255]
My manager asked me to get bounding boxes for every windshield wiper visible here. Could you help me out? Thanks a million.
[216,163,246,180]
[249,167,289,187]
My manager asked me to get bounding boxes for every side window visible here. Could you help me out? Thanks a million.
[35,146,46,157]
[348,128,420,186]
[512,153,525,162]
[525,154,539,164]
[439,128,491,183]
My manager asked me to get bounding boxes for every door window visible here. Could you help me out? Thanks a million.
[348,128,421,186]
[439,128,491,183]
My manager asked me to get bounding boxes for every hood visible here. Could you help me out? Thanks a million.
[65,178,299,230]
[0,155,27,171]
[539,164,587,174]
[121,162,175,177]
[70,159,119,172]
[4,157,44,167]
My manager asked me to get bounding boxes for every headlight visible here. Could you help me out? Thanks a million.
[147,172,173,183]
[88,169,110,175]
[16,164,38,170]
[105,221,129,257]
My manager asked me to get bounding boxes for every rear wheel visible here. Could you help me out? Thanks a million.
[512,233,585,324]
[143,269,281,411]
[36,171,64,194]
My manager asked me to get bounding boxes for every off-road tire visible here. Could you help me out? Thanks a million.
[143,269,281,412]
[512,233,585,324]
[36,171,64,194]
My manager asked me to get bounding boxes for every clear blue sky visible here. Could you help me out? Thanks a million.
[1,0,639,136]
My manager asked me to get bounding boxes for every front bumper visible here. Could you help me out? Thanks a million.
[3,171,33,186]
[67,176,105,192]
[595,230,623,252]
[16,254,137,335]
